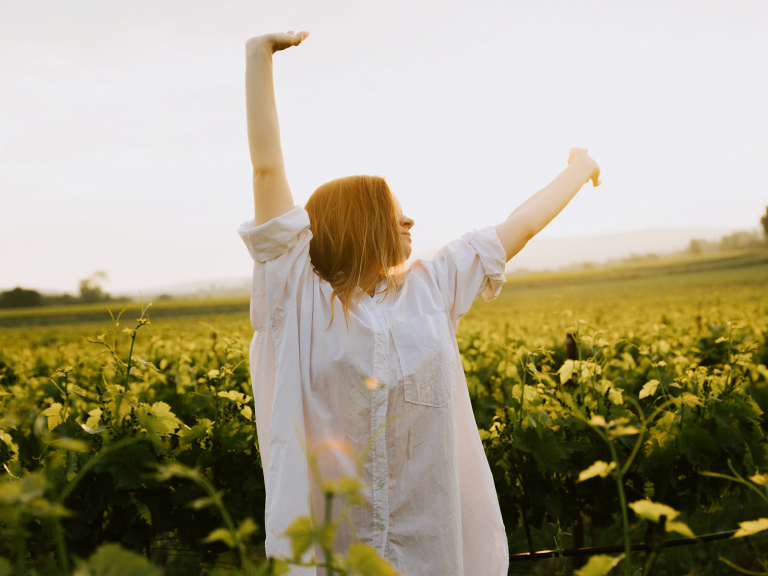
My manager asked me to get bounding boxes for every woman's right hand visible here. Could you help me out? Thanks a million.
[246,31,309,56]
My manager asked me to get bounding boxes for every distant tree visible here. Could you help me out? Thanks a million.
[41,293,78,306]
[761,206,768,239]
[688,239,703,254]
[720,231,760,251]
[0,287,43,308]
[79,271,110,303]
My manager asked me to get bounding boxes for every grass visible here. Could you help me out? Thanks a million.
[0,296,250,328]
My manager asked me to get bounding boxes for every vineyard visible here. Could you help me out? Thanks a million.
[1,250,768,575]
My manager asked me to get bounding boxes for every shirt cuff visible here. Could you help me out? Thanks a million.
[461,226,507,301]
[237,206,311,263]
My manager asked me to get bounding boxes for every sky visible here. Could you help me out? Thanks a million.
[1,0,766,296]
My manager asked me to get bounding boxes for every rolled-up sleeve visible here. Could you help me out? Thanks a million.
[237,207,312,328]
[238,207,311,263]
[426,226,507,328]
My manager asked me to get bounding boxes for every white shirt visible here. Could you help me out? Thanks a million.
[238,206,509,576]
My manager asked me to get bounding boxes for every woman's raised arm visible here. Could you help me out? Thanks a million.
[494,148,602,262]
[245,31,308,226]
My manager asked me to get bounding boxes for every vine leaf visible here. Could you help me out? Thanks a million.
[283,516,334,562]
[74,542,162,576]
[629,499,680,522]
[558,360,576,385]
[639,380,660,399]
[666,521,695,538]
[748,473,768,486]
[346,542,403,576]
[577,460,616,483]
[732,518,768,538]
[42,403,64,431]
[574,553,625,576]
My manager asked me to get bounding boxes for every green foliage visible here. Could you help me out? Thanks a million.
[73,543,162,576]
[761,206,768,239]
[574,554,624,576]
[0,302,399,575]
[0,288,43,309]
[1,259,768,573]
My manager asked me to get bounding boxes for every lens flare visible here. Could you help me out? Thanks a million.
[365,377,380,390]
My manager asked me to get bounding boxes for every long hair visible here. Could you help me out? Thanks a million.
[305,175,405,327]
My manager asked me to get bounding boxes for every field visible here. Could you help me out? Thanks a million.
[1,248,768,575]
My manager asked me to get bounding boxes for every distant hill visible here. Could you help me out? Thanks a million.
[501,226,742,273]
[112,226,747,300]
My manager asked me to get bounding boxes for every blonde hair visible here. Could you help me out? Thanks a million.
[305,175,405,327]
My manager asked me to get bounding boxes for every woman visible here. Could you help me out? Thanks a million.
[238,31,601,576]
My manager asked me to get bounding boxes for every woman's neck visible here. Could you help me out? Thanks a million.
[359,263,381,297]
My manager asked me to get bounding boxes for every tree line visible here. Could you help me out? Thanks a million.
[687,205,768,254]
[0,271,130,309]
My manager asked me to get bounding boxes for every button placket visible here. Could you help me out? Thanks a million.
[368,308,390,553]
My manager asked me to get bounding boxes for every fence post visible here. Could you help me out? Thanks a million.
[565,333,578,388]
[565,333,586,568]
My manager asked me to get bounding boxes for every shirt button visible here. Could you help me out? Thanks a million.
[378,334,386,343]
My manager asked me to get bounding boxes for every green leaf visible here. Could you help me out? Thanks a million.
[51,438,89,453]
[0,430,20,462]
[147,402,181,433]
[136,503,152,526]
[639,380,660,399]
[284,516,314,560]
[42,402,64,431]
[179,422,209,446]
[574,553,625,576]
[608,388,624,405]
[281,516,336,561]
[74,542,162,576]
[218,390,252,404]
[732,518,768,538]
[613,425,640,436]
[68,384,90,398]
[188,495,218,510]
[204,528,236,548]
[85,408,103,430]
[0,471,46,504]
[81,423,108,434]
[236,517,258,539]
[681,393,702,407]
[588,415,607,427]
[648,411,677,448]
[577,460,616,483]
[628,499,681,523]
[323,476,363,498]
[559,359,575,384]
[253,558,289,576]
[0,557,12,576]
[346,542,402,576]
[749,472,768,486]
[665,521,695,538]
[136,402,181,444]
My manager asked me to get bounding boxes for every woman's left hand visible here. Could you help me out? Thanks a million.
[568,147,602,187]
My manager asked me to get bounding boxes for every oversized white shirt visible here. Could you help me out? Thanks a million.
[238,206,509,576]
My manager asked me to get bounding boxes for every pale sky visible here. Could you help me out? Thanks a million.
[1,0,766,295]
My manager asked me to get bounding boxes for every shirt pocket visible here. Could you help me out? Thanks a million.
[391,311,457,407]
